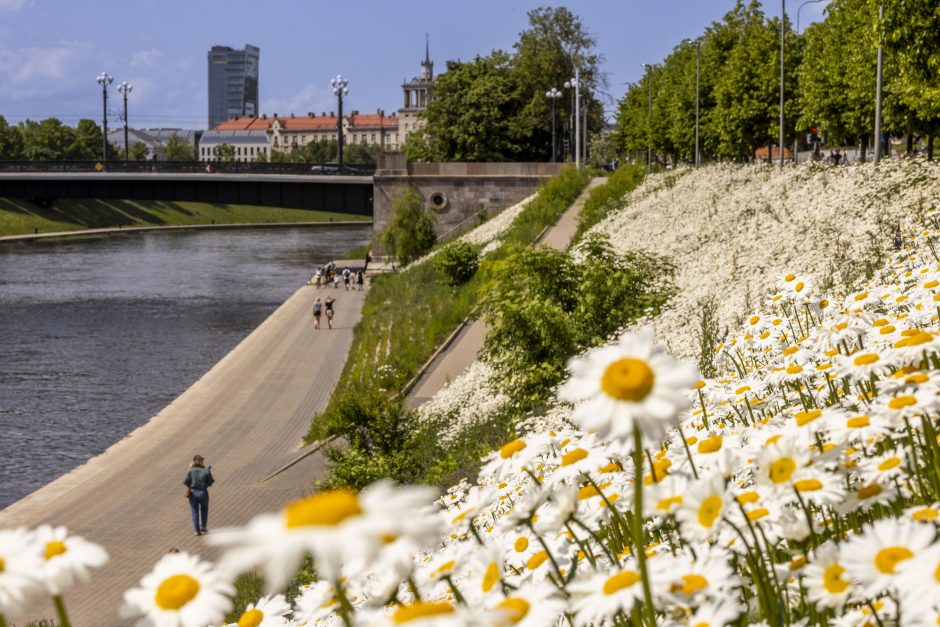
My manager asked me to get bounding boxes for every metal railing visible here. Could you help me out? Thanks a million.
[0,161,376,176]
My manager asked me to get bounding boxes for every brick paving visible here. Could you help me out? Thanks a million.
[0,282,367,626]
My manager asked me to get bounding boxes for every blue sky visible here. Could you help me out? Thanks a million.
[0,0,827,129]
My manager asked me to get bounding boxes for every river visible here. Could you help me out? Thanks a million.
[0,225,371,508]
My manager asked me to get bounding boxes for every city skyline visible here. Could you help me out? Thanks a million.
[0,0,827,130]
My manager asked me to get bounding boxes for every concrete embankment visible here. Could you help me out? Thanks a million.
[0,219,371,244]
[0,277,368,624]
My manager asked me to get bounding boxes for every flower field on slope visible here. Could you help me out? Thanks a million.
[7,176,940,626]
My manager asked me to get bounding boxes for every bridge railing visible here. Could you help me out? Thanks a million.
[0,161,376,176]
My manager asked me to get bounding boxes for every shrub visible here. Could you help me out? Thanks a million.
[433,240,481,287]
[381,187,436,265]
[574,163,646,241]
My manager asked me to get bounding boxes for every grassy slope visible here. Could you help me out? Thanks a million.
[0,197,369,237]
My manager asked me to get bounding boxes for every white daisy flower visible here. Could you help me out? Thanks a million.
[559,327,699,443]
[567,560,646,626]
[120,551,234,627]
[231,594,292,627]
[675,474,728,544]
[34,525,108,596]
[0,528,44,618]
[803,542,854,610]
[484,582,567,626]
[841,518,936,596]
[896,542,940,616]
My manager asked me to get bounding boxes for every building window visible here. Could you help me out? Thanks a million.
[371,133,376,143]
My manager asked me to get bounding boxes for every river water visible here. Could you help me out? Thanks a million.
[0,225,371,508]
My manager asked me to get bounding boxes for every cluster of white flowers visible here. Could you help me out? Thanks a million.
[587,158,940,360]
[416,361,510,440]
[0,525,107,622]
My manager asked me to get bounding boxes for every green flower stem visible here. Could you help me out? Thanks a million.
[631,425,657,627]
[677,425,699,479]
[696,388,710,430]
[526,521,566,587]
[0,612,8,627]
[792,486,819,549]
[53,595,73,627]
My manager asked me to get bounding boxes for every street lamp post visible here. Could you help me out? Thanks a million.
[643,63,652,172]
[564,78,576,161]
[96,72,113,164]
[794,0,829,163]
[118,81,132,162]
[546,88,562,163]
[874,3,884,165]
[779,0,786,168]
[683,39,701,166]
[330,75,349,169]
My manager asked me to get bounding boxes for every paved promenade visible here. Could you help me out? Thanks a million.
[1,281,366,625]
[406,177,605,407]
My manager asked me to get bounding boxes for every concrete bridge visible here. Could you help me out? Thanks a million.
[0,171,374,217]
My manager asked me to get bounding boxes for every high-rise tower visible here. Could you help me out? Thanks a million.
[207,44,260,129]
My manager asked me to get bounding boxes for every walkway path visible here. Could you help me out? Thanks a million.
[406,177,605,408]
[0,282,367,625]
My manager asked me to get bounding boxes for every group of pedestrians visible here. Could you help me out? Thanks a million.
[311,261,364,291]
[312,296,336,329]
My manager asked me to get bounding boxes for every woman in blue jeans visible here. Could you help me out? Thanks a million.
[183,455,214,536]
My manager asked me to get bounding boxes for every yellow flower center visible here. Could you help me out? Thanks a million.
[514,537,529,552]
[855,291,869,301]
[785,273,796,282]
[853,353,879,366]
[749,315,761,325]
[889,395,917,410]
[874,546,914,574]
[44,541,67,560]
[795,281,805,292]
[600,358,655,401]
[783,346,799,356]
[895,331,933,348]
[578,485,599,500]
[858,483,883,499]
[823,563,849,593]
[697,495,723,528]
[736,491,760,505]
[599,462,621,473]
[877,457,902,471]
[786,364,803,375]
[154,574,201,610]
[769,457,797,484]
[496,598,530,624]
[393,601,455,623]
[0,556,4,573]
[880,325,896,335]
[500,439,526,459]
[747,507,770,521]
[913,508,939,522]
[526,551,548,570]
[285,489,362,528]
[603,570,641,595]
[238,609,264,627]
[435,560,456,574]
[482,562,500,593]
[735,385,751,394]
[697,436,723,454]
[795,409,821,426]
[906,373,930,384]
[925,280,939,289]
[561,448,588,466]
[657,495,682,511]
[680,574,708,595]
[847,416,870,428]
[794,479,823,492]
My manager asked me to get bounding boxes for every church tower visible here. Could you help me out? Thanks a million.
[399,37,433,146]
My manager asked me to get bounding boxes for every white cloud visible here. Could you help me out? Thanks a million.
[0,42,90,83]
[261,83,335,117]
[130,49,162,67]
[0,0,27,11]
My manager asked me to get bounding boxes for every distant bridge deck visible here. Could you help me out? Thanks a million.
[0,169,374,216]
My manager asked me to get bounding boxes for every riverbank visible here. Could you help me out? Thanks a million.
[0,197,370,237]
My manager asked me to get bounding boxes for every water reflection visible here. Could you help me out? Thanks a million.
[0,226,370,508]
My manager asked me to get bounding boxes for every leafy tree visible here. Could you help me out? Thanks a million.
[381,187,436,265]
[342,142,381,165]
[129,142,151,161]
[19,118,74,161]
[68,119,105,160]
[161,134,194,161]
[0,115,23,160]
[212,143,236,163]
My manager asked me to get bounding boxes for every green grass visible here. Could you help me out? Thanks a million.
[0,197,370,237]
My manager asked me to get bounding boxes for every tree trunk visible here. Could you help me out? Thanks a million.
[929,135,935,162]
[907,134,914,156]
[859,134,869,163]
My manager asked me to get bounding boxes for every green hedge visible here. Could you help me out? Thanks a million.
[573,163,646,241]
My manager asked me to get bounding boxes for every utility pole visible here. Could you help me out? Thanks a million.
[96,72,113,165]
[118,81,132,162]
[874,3,884,166]
[780,0,786,168]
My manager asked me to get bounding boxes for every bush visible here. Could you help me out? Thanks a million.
[381,187,436,265]
[434,240,481,286]
[482,234,675,400]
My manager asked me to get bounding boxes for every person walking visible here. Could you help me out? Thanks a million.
[356,269,364,291]
[325,296,335,329]
[342,268,351,291]
[313,297,323,330]
[183,455,214,536]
